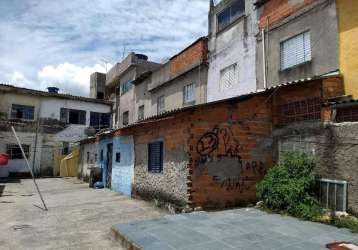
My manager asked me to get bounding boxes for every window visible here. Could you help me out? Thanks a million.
[220,63,238,91]
[121,80,133,95]
[122,111,129,126]
[138,105,144,121]
[62,142,70,155]
[148,141,163,173]
[157,96,165,114]
[217,0,245,32]
[116,152,121,163]
[100,150,104,161]
[336,106,358,122]
[60,108,86,125]
[278,97,321,125]
[11,104,35,120]
[86,152,90,163]
[318,179,347,212]
[183,83,195,104]
[281,31,311,70]
[90,112,111,131]
[6,144,30,159]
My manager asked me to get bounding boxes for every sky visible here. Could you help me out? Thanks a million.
[0,0,209,96]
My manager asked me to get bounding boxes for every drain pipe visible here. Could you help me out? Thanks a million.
[262,28,267,89]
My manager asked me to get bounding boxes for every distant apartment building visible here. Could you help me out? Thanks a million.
[0,84,111,177]
[207,0,258,102]
[133,37,208,121]
[255,0,339,89]
[95,53,162,128]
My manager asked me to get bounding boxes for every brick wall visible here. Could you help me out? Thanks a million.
[187,96,273,209]
[169,38,208,77]
[259,0,316,28]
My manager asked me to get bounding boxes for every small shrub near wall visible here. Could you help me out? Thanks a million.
[256,152,321,220]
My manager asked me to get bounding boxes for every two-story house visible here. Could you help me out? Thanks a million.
[0,84,112,177]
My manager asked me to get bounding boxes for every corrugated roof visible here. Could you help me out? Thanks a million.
[0,83,112,105]
[118,72,340,131]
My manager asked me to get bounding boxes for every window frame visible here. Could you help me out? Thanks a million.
[148,141,164,174]
[6,144,30,160]
[138,105,145,121]
[121,80,133,95]
[217,0,245,33]
[122,111,129,126]
[157,95,165,115]
[90,112,111,131]
[280,30,312,70]
[318,178,347,212]
[183,83,195,104]
[10,104,35,121]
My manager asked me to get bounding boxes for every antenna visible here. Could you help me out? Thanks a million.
[101,58,110,73]
[122,44,127,60]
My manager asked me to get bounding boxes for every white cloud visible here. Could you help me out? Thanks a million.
[37,63,111,96]
[0,0,209,96]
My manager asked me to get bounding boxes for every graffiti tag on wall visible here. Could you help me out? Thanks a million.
[193,126,267,192]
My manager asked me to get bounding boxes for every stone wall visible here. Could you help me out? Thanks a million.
[274,121,358,214]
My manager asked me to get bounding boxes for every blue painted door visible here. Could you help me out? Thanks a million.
[111,136,134,196]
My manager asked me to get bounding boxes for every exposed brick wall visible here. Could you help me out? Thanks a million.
[187,96,273,209]
[169,38,208,77]
[272,77,344,126]
[259,0,316,28]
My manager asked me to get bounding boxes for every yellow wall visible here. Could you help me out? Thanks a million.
[337,0,358,99]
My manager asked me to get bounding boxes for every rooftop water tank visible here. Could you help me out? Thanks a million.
[47,87,59,94]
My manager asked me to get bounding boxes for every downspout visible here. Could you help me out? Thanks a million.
[266,16,270,87]
[262,28,267,89]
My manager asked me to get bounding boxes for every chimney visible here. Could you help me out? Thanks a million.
[47,87,59,94]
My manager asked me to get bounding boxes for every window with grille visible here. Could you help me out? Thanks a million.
[281,31,311,70]
[6,144,30,159]
[217,0,245,32]
[157,96,165,114]
[11,104,35,120]
[183,83,195,104]
[219,63,238,91]
[122,111,129,126]
[138,105,144,121]
[278,97,321,125]
[336,106,358,122]
[318,179,347,212]
[148,141,163,173]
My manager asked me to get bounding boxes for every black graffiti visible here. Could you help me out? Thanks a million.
[196,126,241,162]
[245,161,267,176]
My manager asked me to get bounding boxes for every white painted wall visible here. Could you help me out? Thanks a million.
[207,0,258,102]
[40,97,111,126]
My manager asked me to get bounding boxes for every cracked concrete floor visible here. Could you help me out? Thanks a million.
[0,178,167,250]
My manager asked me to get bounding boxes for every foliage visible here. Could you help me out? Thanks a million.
[256,152,321,220]
[333,215,358,233]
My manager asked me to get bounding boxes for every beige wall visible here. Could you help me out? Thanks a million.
[149,66,208,117]
[0,92,41,120]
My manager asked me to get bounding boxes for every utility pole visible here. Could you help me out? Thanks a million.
[32,105,41,176]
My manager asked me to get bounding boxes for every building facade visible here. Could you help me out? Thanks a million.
[255,0,339,89]
[102,53,162,128]
[0,84,111,177]
[207,0,258,102]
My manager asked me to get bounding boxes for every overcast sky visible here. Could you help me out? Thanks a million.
[0,0,209,96]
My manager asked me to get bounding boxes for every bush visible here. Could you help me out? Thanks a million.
[333,216,358,233]
[256,152,321,220]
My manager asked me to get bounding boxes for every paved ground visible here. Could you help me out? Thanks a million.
[113,208,358,250]
[0,178,167,250]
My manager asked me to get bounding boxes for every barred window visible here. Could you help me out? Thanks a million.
[122,111,129,126]
[138,105,144,121]
[278,98,321,125]
[219,63,238,91]
[148,141,163,173]
[157,96,165,114]
[336,106,358,122]
[318,179,347,212]
[7,144,30,159]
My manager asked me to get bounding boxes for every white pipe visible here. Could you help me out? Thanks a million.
[262,28,267,89]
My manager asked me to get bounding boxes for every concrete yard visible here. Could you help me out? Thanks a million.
[0,178,167,250]
[112,208,358,250]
